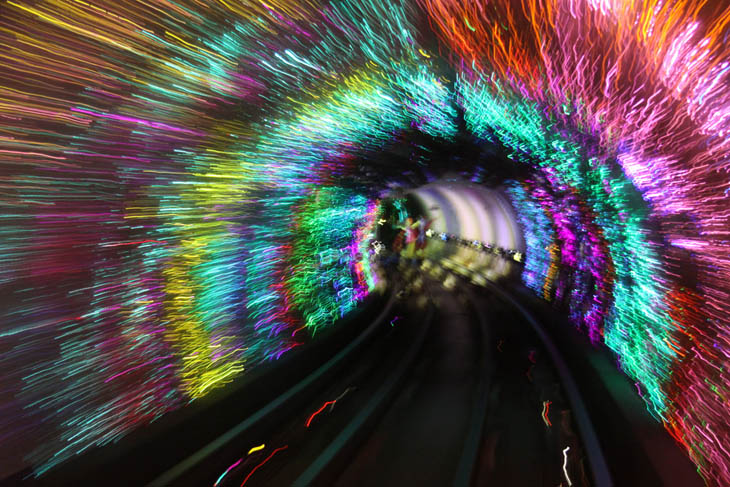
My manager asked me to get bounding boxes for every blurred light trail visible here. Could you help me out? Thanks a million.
[0,0,728,483]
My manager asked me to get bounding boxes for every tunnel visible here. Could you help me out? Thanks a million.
[0,0,729,485]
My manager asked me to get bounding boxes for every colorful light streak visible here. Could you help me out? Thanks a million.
[0,0,727,484]
[240,445,288,487]
[420,1,730,483]
[542,400,553,428]
[0,0,455,476]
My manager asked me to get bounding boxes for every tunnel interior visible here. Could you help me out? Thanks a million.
[1,0,729,485]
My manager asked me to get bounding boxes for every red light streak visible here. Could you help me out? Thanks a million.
[542,400,552,427]
[306,400,337,427]
[240,445,288,487]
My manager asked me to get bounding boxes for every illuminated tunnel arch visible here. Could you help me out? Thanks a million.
[0,0,729,484]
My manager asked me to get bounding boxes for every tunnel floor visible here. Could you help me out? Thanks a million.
[334,281,482,487]
[203,271,592,487]
[18,267,706,487]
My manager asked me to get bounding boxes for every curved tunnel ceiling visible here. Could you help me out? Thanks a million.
[0,0,729,483]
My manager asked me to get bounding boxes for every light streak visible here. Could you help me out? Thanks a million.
[562,446,572,487]
[542,400,552,427]
[0,0,728,483]
[214,458,243,487]
[247,444,266,455]
[214,443,267,486]
[240,445,288,487]
[306,400,338,428]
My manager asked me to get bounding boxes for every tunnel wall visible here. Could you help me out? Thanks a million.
[427,2,730,483]
[0,0,461,476]
[0,0,728,483]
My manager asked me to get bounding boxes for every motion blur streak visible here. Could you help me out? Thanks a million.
[0,0,728,484]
